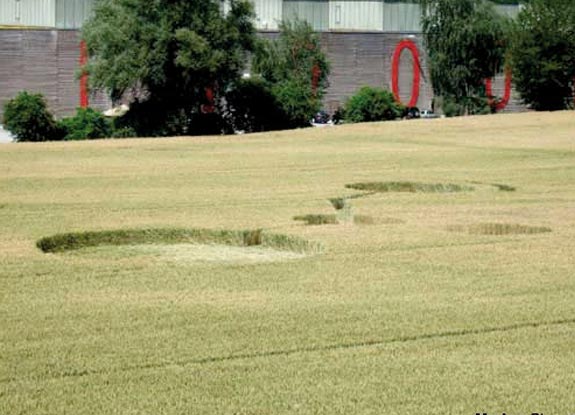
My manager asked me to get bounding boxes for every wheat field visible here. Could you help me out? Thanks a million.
[1,112,574,414]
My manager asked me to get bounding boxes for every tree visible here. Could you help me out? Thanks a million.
[252,20,330,129]
[509,0,575,111]
[82,0,256,136]
[421,0,507,114]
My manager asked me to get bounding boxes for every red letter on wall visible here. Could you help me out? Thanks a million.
[392,39,421,108]
[79,41,89,108]
[485,68,512,111]
[201,87,215,114]
[311,64,321,97]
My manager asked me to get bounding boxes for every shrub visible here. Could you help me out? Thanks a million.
[188,113,226,136]
[3,92,63,142]
[224,78,285,133]
[331,107,345,125]
[110,124,137,139]
[225,76,321,132]
[112,98,214,137]
[344,87,404,123]
[271,79,318,129]
[58,108,112,140]
[440,96,491,117]
[441,97,463,118]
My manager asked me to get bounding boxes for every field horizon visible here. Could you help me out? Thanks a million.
[1,111,574,414]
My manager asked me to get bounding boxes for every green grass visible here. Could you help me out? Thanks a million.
[1,112,575,414]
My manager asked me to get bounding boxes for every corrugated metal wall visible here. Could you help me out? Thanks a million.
[329,1,383,31]
[1,1,522,32]
[283,1,328,32]
[22,0,56,27]
[269,0,520,32]
[0,0,94,29]
[0,1,18,25]
[56,0,94,29]
[382,2,421,32]
[0,0,55,27]
[252,0,283,30]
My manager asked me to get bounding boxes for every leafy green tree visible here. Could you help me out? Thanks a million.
[82,0,256,136]
[421,0,507,114]
[252,20,330,128]
[509,0,575,110]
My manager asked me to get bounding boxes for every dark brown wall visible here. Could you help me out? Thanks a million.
[319,32,434,111]
[319,32,522,113]
[0,30,59,116]
[0,29,522,119]
[0,29,109,119]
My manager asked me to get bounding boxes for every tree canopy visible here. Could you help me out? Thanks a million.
[82,0,256,136]
[252,20,330,129]
[509,0,575,110]
[421,0,507,114]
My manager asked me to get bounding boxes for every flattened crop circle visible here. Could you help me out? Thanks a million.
[37,228,322,263]
[447,223,552,236]
[345,181,474,193]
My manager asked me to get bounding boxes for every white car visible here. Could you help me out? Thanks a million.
[420,109,439,119]
[0,125,14,143]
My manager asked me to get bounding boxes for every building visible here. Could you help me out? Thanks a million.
[0,0,521,118]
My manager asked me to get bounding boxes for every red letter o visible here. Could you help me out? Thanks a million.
[392,39,421,108]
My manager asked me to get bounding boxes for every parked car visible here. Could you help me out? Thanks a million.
[405,107,420,119]
[0,124,14,143]
[311,110,334,127]
[420,109,439,119]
